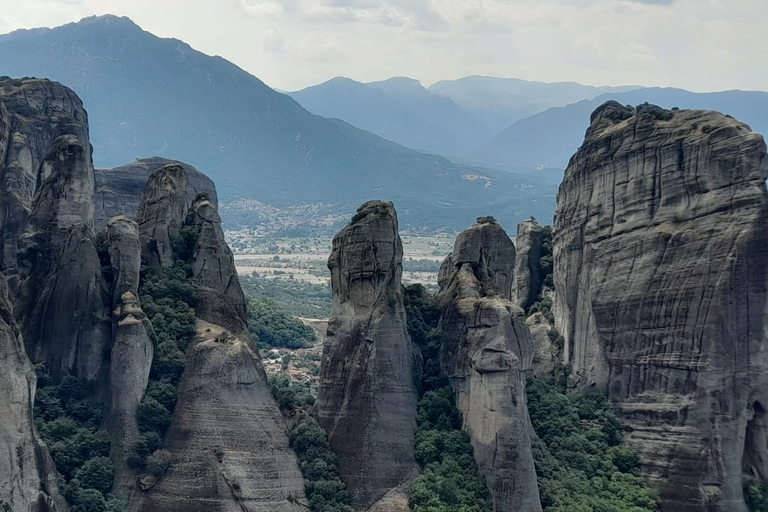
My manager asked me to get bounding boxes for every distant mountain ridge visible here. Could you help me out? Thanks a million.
[427,75,641,134]
[289,75,642,157]
[290,76,490,156]
[473,87,768,169]
[0,15,559,230]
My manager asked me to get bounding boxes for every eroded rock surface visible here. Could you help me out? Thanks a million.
[136,164,190,271]
[130,322,306,512]
[107,216,153,487]
[0,78,90,274]
[513,219,544,310]
[316,200,419,510]
[0,273,67,512]
[437,219,541,512]
[14,129,111,383]
[553,101,768,511]
[186,194,248,336]
[95,157,216,232]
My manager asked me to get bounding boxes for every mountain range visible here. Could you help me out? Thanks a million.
[2,15,767,234]
[0,15,557,231]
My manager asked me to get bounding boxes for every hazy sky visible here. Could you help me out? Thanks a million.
[0,0,766,92]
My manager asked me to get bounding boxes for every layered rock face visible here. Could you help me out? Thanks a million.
[437,219,541,512]
[0,274,66,512]
[186,194,248,336]
[136,164,190,271]
[316,200,419,510]
[513,219,544,310]
[106,216,153,487]
[132,166,305,511]
[130,323,306,512]
[553,101,768,511]
[13,123,112,384]
[95,157,217,231]
[0,78,90,274]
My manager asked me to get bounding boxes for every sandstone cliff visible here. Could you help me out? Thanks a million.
[553,101,768,511]
[129,322,306,512]
[186,193,248,336]
[14,130,112,383]
[513,219,544,310]
[131,166,305,511]
[315,200,419,510]
[0,274,67,512]
[0,78,90,274]
[437,218,541,512]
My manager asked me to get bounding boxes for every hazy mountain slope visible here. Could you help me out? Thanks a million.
[0,15,558,229]
[289,76,490,155]
[475,88,768,169]
[428,75,641,134]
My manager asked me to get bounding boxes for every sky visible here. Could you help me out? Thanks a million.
[0,0,766,93]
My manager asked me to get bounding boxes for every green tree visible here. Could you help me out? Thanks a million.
[74,457,114,495]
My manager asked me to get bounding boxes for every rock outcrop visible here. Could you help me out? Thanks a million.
[553,101,768,511]
[106,216,153,487]
[315,200,419,510]
[0,274,67,512]
[14,128,112,383]
[136,164,190,272]
[437,218,541,512]
[129,322,306,512]
[0,78,90,274]
[526,312,557,376]
[513,219,544,310]
[131,166,305,511]
[95,157,216,232]
[185,193,248,336]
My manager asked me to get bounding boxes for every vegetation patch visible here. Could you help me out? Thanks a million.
[129,263,197,474]
[248,297,316,350]
[526,374,661,511]
[34,368,126,511]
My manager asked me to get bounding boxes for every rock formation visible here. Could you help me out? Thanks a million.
[185,193,248,336]
[95,157,216,232]
[136,164,190,271]
[13,124,112,384]
[128,323,306,512]
[131,165,305,511]
[106,216,153,487]
[0,274,67,512]
[526,312,557,376]
[437,218,541,512]
[315,200,419,510]
[513,219,544,310]
[553,101,768,511]
[0,78,90,274]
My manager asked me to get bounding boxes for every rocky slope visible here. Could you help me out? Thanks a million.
[553,101,768,511]
[315,200,420,510]
[436,218,541,512]
[130,165,305,511]
[0,273,66,512]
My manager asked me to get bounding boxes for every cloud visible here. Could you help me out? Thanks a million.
[630,0,676,4]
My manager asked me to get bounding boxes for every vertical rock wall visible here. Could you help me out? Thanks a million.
[315,200,420,510]
[553,101,768,511]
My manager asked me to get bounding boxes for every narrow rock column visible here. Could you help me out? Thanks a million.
[315,200,419,510]
[107,216,153,488]
[437,218,542,512]
[513,219,544,310]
